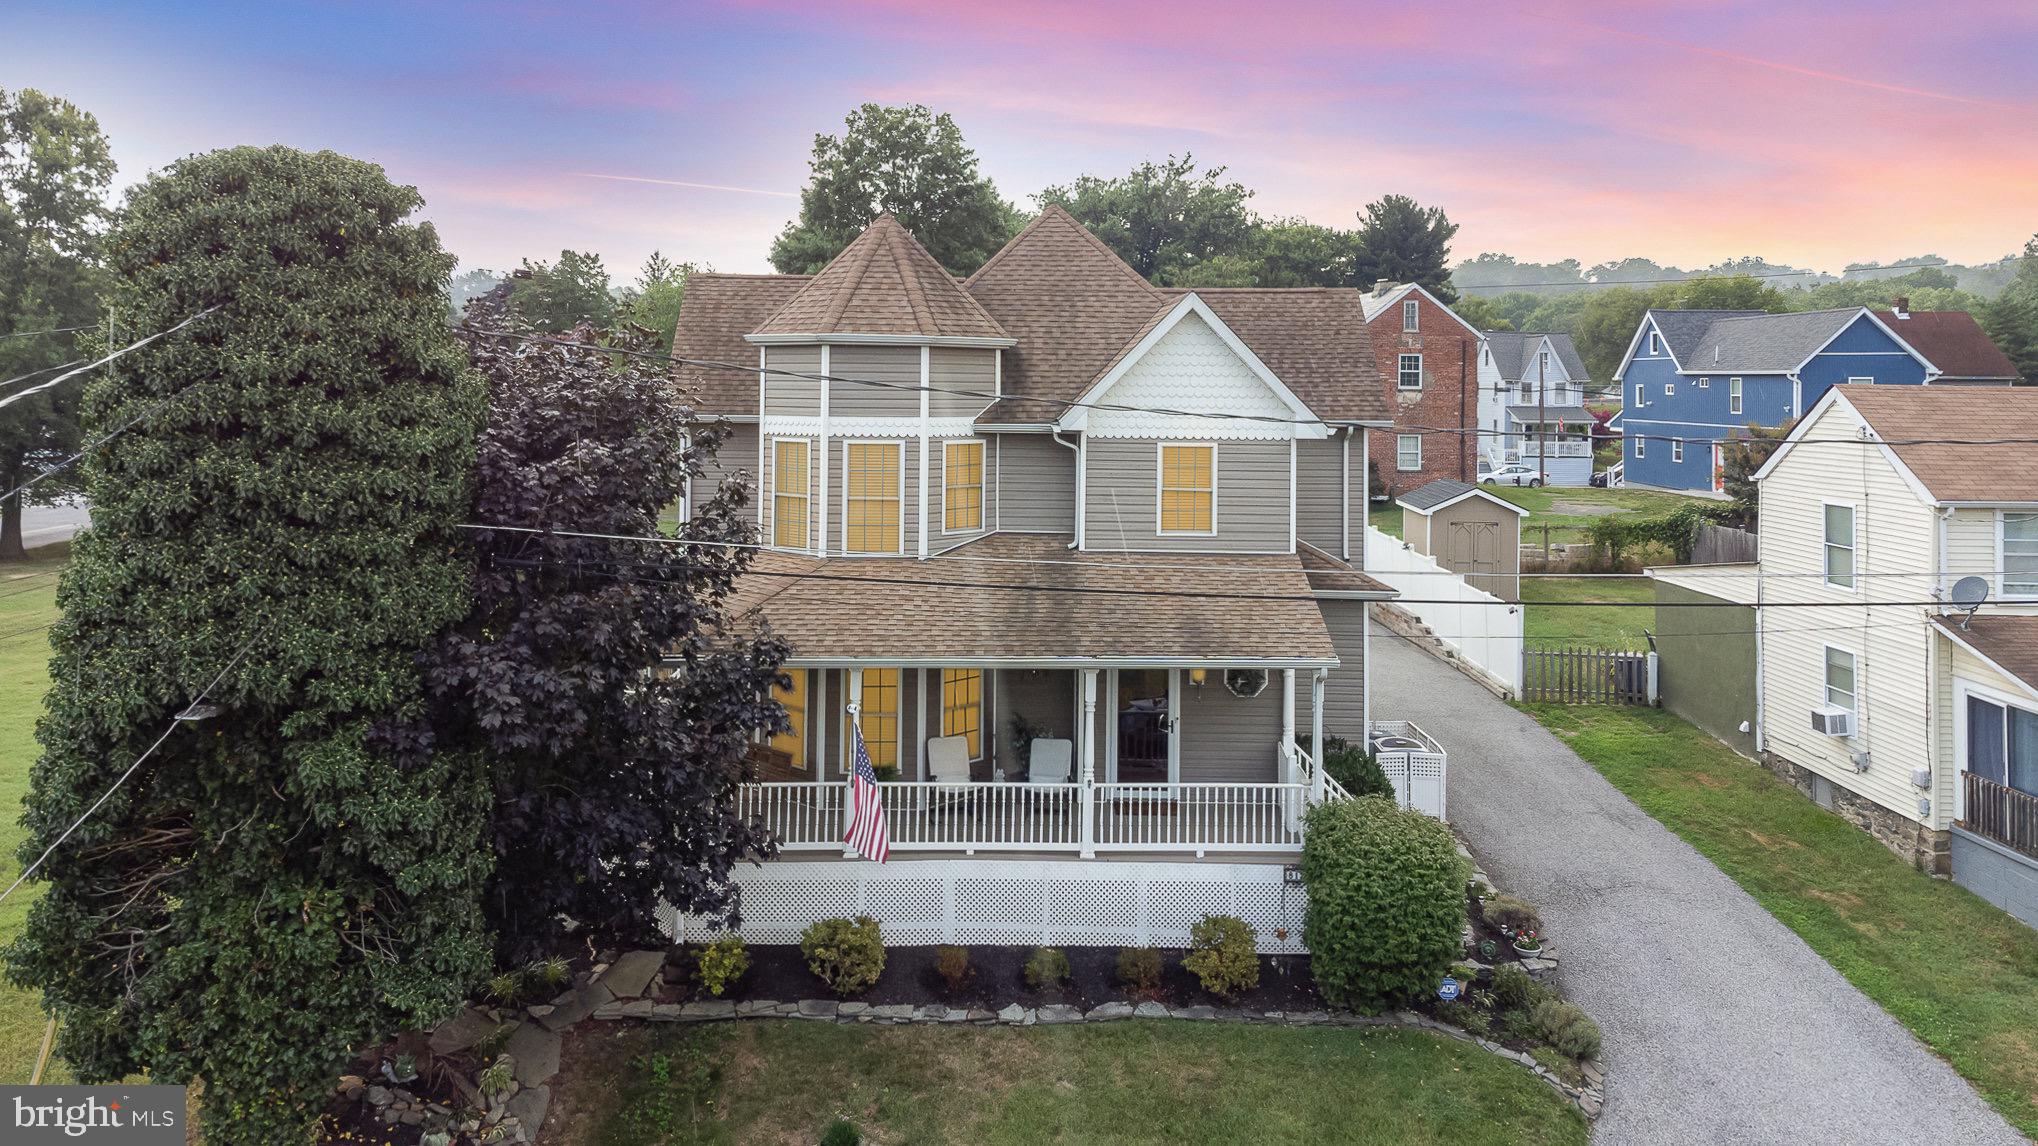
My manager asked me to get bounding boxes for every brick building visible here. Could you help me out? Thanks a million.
[1358,281,1484,496]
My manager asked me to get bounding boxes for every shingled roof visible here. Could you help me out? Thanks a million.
[1934,615,2038,696]
[1873,310,2020,381]
[671,273,810,415]
[1836,385,2038,503]
[964,206,1169,424]
[1643,308,1766,366]
[1161,288,1390,424]
[753,213,1008,341]
[1484,331,1591,384]
[720,532,1345,664]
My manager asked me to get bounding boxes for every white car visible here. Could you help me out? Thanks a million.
[1483,462,1548,488]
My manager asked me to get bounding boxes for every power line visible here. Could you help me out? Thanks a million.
[0,324,93,342]
[1451,256,2025,293]
[0,408,152,507]
[0,305,221,414]
[0,629,260,909]
[0,360,88,397]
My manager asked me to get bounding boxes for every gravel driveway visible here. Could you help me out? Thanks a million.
[1369,633,2021,1145]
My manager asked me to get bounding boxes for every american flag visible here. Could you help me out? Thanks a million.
[845,718,890,863]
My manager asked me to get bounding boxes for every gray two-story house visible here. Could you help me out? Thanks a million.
[666,208,1404,951]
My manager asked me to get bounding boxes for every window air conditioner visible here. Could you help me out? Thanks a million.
[1811,706,1854,737]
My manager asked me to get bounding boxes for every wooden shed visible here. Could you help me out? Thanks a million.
[1395,479,1527,600]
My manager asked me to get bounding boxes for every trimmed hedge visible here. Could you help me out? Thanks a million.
[1301,796,1467,1013]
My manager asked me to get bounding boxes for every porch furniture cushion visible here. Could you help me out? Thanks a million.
[1029,738,1073,783]
[926,735,973,784]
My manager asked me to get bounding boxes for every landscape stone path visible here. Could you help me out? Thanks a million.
[1371,634,2022,1145]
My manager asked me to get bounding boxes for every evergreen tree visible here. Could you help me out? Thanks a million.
[1985,235,2038,381]
[1353,194,1460,302]
[0,88,114,560]
[6,146,491,1144]
[617,249,701,353]
[771,104,1020,275]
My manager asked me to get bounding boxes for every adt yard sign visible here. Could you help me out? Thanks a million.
[1437,976,1460,1002]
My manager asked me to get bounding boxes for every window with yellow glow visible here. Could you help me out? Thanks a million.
[770,668,807,765]
[1158,444,1214,533]
[943,441,983,532]
[942,668,982,759]
[772,439,809,549]
[843,443,902,553]
[856,668,899,770]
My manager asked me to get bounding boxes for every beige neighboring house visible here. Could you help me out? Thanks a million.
[664,209,1408,951]
[1395,478,1526,601]
[1744,386,2038,926]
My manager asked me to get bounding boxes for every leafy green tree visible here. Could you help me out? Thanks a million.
[446,267,503,321]
[1038,154,1256,285]
[1449,293,1514,332]
[1720,419,1797,527]
[6,146,492,1144]
[1674,273,1788,312]
[617,250,701,352]
[1570,287,1661,382]
[1784,266,1984,315]
[432,324,787,960]
[1353,194,1459,302]
[771,103,1020,276]
[1986,235,2038,381]
[507,249,615,331]
[0,89,114,560]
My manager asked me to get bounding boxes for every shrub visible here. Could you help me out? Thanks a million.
[485,971,526,1004]
[1181,915,1260,1000]
[478,1056,514,1100]
[1024,947,1071,991]
[1312,734,1396,800]
[696,934,750,998]
[1490,964,1539,1011]
[1484,894,1543,937]
[934,945,973,992]
[801,917,886,996]
[821,1120,862,1146]
[531,956,572,989]
[473,1022,516,1061]
[1301,797,1467,1013]
[1531,999,1603,1060]
[1115,946,1165,995]
[1434,999,1491,1036]
[1500,1008,1539,1043]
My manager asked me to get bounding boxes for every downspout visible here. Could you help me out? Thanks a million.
[1052,427,1083,549]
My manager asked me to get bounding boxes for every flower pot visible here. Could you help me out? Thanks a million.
[1512,941,1542,958]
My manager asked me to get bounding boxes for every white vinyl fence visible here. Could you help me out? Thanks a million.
[1365,524,1523,695]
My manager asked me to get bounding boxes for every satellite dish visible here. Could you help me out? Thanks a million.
[1950,575,1990,629]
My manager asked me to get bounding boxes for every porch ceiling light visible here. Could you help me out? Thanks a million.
[1189,668,1208,690]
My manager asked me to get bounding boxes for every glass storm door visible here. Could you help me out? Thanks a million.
[1114,669,1175,785]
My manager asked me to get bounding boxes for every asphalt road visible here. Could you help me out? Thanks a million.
[1370,633,2021,1146]
[17,498,89,549]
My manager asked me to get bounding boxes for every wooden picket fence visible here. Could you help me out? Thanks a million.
[1522,646,1654,705]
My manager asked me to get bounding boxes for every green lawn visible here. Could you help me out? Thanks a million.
[558,1020,1586,1146]
[1487,484,1701,549]
[1523,704,2038,1137]
[1369,501,1403,539]
[1521,577,1654,650]
[0,545,68,1084]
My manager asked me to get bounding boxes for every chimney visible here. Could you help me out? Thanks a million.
[1892,296,1910,319]
[1374,278,1394,298]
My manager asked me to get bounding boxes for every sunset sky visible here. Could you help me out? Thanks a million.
[8,1,2036,280]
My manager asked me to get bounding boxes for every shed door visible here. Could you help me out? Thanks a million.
[1447,521,1499,576]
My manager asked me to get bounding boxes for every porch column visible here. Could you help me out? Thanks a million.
[1079,668,1099,858]
[1309,669,1327,803]
[1281,669,1296,764]
[845,669,863,857]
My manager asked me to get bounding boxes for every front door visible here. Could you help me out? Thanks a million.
[1113,669,1175,785]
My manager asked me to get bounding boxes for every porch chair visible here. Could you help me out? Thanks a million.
[1027,738,1073,784]
[926,735,974,785]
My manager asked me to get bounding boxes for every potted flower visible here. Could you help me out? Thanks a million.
[1511,928,1543,957]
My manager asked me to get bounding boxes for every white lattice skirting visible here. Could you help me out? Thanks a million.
[664,859,1311,954]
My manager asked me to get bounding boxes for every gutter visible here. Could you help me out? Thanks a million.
[1052,428,1084,549]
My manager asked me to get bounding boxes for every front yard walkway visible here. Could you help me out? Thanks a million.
[1371,634,2023,1145]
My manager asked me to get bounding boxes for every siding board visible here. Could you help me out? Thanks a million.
[994,432,1076,533]
[1084,438,1291,552]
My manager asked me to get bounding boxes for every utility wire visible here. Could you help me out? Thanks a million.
[0,304,221,414]
[0,324,93,342]
[0,629,260,908]
[0,408,152,507]
[0,360,88,397]
[1451,256,2029,292]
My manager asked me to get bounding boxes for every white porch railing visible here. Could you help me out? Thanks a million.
[742,745,1346,858]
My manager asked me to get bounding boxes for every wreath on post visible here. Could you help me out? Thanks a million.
[1224,668,1269,699]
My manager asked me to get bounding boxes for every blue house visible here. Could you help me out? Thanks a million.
[1613,305,2016,494]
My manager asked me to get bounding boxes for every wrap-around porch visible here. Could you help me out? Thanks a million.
[746,661,1359,857]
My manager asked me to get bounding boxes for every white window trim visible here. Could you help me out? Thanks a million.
[1824,644,1858,714]
[844,667,903,775]
[1396,433,1423,472]
[1822,499,1858,591]
[1402,298,1419,332]
[1154,441,1219,537]
[1671,438,1684,463]
[1634,382,1645,407]
[1729,377,1743,415]
[770,437,812,551]
[1634,436,1646,459]
[1953,678,2038,818]
[1397,353,1423,391]
[1845,375,1874,385]
[1697,376,1710,389]
[839,439,906,556]
[941,667,986,763]
[940,437,986,536]
[1648,331,1661,355]
[1665,382,1676,396]
[2001,509,2038,600]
